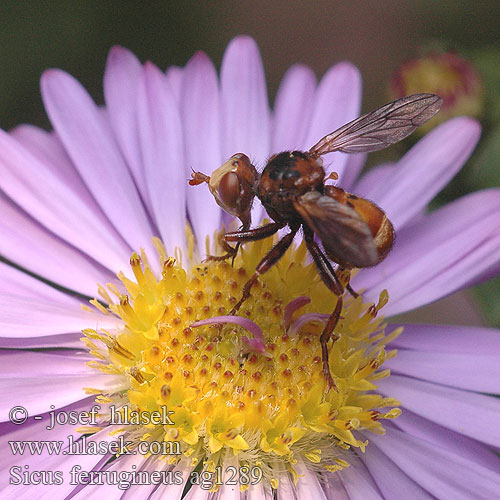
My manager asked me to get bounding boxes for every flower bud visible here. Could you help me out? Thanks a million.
[390,52,484,134]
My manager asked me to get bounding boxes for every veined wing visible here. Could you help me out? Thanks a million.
[294,191,379,268]
[309,93,442,156]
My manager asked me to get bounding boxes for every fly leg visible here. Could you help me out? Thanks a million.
[204,237,241,262]
[229,228,297,316]
[337,266,359,298]
[205,220,283,263]
[304,229,344,390]
[320,298,343,390]
[205,222,287,334]
[204,214,252,263]
[346,282,359,298]
[224,221,285,244]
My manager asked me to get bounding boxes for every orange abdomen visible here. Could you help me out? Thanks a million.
[325,185,394,265]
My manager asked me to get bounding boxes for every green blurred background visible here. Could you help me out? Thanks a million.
[0,0,499,326]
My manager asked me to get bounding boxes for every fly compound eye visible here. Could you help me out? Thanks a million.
[226,154,258,219]
[218,172,240,212]
[206,153,258,221]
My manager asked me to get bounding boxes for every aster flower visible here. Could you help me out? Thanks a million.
[1,35,500,500]
[390,51,485,133]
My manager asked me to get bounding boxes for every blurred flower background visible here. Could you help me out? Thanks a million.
[1,0,499,326]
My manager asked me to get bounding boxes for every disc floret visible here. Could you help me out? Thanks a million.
[83,234,401,485]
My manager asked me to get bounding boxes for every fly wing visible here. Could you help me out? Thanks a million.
[309,93,442,156]
[295,191,379,268]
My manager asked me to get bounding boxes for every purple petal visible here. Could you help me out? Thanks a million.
[336,454,384,500]
[275,468,299,500]
[0,397,96,487]
[370,117,481,230]
[2,427,117,498]
[385,346,500,393]
[0,351,121,421]
[0,350,93,377]
[393,410,500,474]
[70,453,147,499]
[166,65,183,103]
[272,64,317,152]
[137,62,186,255]
[0,293,119,338]
[303,62,361,182]
[221,36,270,163]
[0,263,121,338]
[0,396,93,443]
[11,124,88,192]
[0,128,133,275]
[369,426,500,499]
[245,483,274,500]
[360,441,433,499]
[214,454,267,500]
[0,260,83,300]
[0,262,77,305]
[352,162,396,199]
[321,471,350,500]
[221,36,270,223]
[0,333,83,349]
[182,51,223,248]
[354,162,427,229]
[0,194,114,297]
[148,460,196,500]
[293,460,329,500]
[378,374,500,447]
[182,484,209,500]
[355,189,500,315]
[104,46,151,212]
[41,69,158,262]
[337,152,367,191]
[388,323,500,355]
[111,457,176,499]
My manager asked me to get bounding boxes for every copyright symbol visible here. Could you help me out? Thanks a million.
[9,406,28,425]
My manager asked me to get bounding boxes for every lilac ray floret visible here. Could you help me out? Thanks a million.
[3,33,500,499]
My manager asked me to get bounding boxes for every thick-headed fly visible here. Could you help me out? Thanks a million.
[189,93,442,389]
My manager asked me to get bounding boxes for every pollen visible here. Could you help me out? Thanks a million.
[85,230,401,481]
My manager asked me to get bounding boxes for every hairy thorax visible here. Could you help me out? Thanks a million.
[257,151,325,222]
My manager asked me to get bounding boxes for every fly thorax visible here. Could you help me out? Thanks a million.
[257,151,324,221]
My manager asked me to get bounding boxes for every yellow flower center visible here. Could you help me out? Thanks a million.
[82,229,401,486]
